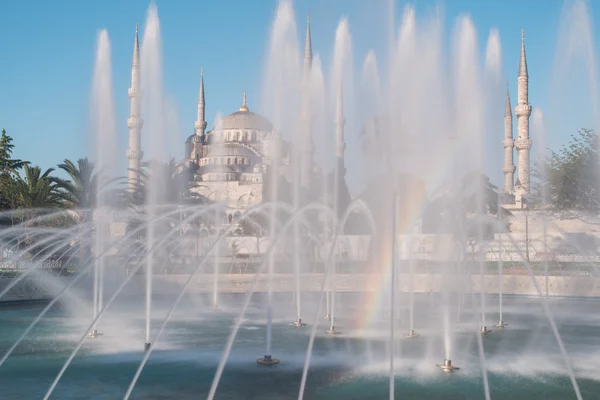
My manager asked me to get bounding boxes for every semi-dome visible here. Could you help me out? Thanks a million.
[218,92,273,131]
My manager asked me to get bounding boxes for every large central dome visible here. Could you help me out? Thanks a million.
[219,92,273,131]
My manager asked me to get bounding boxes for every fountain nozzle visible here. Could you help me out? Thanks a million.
[496,320,508,328]
[144,342,151,351]
[87,329,103,339]
[437,358,460,372]
[326,326,341,335]
[403,329,420,339]
[292,318,307,327]
[480,326,491,335]
[257,354,280,365]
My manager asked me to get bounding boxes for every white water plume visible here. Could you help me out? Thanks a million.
[261,0,301,136]
[484,28,504,183]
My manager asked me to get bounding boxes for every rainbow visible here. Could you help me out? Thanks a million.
[355,139,462,330]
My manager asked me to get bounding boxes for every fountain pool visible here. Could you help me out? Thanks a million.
[1,293,598,399]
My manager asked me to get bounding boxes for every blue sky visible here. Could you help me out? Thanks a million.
[0,0,598,190]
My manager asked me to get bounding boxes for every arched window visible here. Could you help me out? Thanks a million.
[234,157,238,164]
[236,131,241,141]
[227,158,231,165]
[252,131,257,141]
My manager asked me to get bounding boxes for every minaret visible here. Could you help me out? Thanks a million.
[514,29,532,193]
[503,83,515,193]
[194,69,207,137]
[126,23,143,192]
[335,84,346,175]
[300,13,313,190]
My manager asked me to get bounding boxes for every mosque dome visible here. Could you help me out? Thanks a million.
[218,92,273,131]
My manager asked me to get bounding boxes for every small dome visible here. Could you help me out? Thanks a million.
[218,92,273,131]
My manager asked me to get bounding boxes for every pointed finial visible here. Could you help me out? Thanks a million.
[198,68,205,104]
[304,12,313,66]
[239,90,249,112]
[505,81,512,117]
[132,22,140,68]
[519,28,528,77]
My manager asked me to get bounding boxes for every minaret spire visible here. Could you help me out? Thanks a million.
[503,83,515,193]
[126,22,143,192]
[335,83,346,173]
[195,68,207,136]
[515,29,532,195]
[300,13,314,190]
[518,29,528,78]
[303,13,313,80]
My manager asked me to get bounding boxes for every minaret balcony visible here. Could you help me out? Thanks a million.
[127,116,144,129]
[502,138,514,148]
[128,87,140,98]
[514,103,531,117]
[127,148,144,160]
[515,138,532,150]
[195,120,207,131]
[502,166,516,174]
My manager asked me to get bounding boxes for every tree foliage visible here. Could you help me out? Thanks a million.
[128,158,200,208]
[55,158,99,209]
[531,129,599,215]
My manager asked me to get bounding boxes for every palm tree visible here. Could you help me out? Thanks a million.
[128,157,200,208]
[55,158,98,210]
[12,165,62,209]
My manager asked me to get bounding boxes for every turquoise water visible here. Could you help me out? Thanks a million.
[0,294,598,399]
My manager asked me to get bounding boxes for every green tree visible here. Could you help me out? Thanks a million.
[55,158,98,210]
[11,165,63,209]
[128,158,199,208]
[0,129,28,212]
[0,129,27,174]
[531,128,599,215]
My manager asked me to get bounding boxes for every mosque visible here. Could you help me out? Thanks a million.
[125,17,325,220]
[124,17,531,218]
